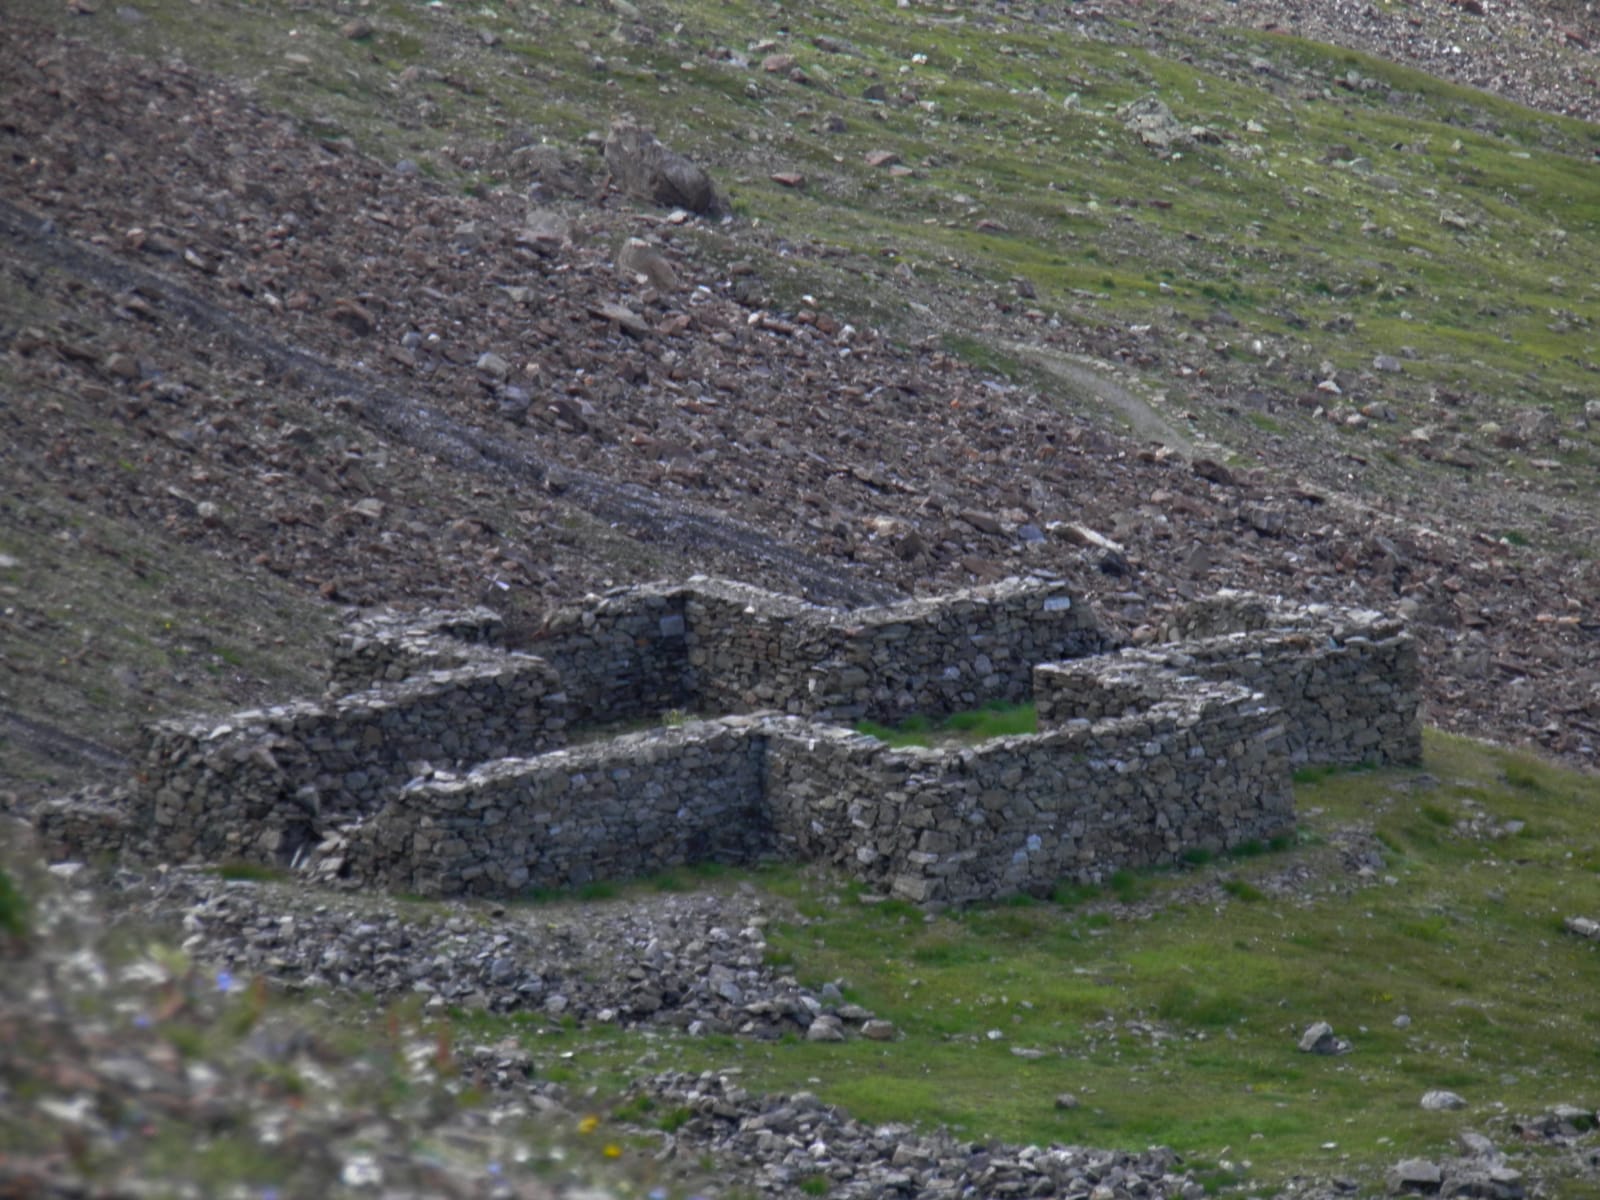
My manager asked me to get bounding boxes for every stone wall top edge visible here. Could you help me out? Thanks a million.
[408,715,773,791]
[149,656,560,739]
[387,680,1284,789]
[835,573,1080,621]
[148,698,331,739]
[337,604,505,641]
[785,680,1267,763]
[594,574,1080,616]
[1172,589,1403,633]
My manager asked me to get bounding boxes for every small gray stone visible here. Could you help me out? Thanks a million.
[604,119,722,215]
[1562,915,1600,939]
[805,1015,845,1042]
[615,238,680,290]
[1421,1089,1467,1111]
[476,352,511,381]
[1298,1021,1347,1055]
[1388,1158,1443,1194]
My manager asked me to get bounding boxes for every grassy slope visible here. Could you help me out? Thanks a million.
[464,731,1600,1195]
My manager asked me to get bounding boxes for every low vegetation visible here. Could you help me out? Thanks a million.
[450,731,1600,1195]
[11,729,1600,1193]
[855,700,1037,747]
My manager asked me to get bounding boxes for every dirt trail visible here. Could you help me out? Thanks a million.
[1002,340,1199,456]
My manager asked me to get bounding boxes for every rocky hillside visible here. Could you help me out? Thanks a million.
[5,0,1600,1194]
[6,0,1600,797]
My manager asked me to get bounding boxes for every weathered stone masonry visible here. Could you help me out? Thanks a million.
[36,578,1422,906]
[1042,592,1421,768]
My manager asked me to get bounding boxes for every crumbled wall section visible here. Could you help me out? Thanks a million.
[328,606,506,694]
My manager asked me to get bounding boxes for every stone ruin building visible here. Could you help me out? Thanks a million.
[37,577,1422,906]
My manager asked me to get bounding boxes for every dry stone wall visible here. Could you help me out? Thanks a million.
[1039,594,1421,767]
[484,575,1112,726]
[526,584,695,725]
[762,680,1291,904]
[89,575,1110,875]
[38,577,1422,907]
[133,656,565,864]
[342,718,770,897]
[327,606,506,694]
[681,576,1112,721]
[1149,592,1420,766]
[331,668,1290,906]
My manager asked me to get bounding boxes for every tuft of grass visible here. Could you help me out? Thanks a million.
[0,867,28,942]
[854,716,934,749]
[1420,803,1456,828]
[1155,981,1249,1028]
[1500,758,1551,793]
[513,881,620,904]
[1106,868,1148,903]
[212,862,288,884]
[1051,880,1102,909]
[857,703,1036,748]
[1292,761,1377,786]
[658,1105,694,1133]
[1220,878,1265,903]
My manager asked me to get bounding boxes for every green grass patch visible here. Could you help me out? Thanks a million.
[0,867,28,941]
[212,861,289,884]
[1220,878,1265,903]
[1420,803,1456,828]
[855,702,1036,748]
[517,879,622,904]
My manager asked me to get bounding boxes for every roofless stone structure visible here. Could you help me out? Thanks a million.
[37,577,1420,905]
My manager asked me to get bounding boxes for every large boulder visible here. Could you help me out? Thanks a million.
[604,120,722,216]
